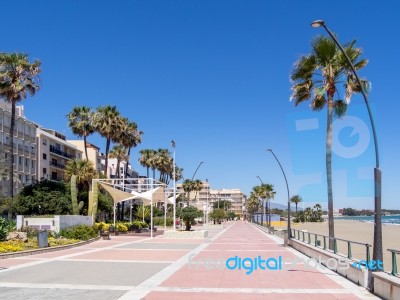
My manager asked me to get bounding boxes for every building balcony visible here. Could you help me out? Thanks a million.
[49,145,73,159]
[50,161,65,169]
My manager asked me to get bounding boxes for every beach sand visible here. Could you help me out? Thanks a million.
[292,219,400,272]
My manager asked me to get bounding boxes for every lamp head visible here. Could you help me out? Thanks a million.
[266,148,272,152]
[311,20,325,28]
[171,140,176,148]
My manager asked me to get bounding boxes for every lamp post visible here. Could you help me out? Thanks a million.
[256,176,265,227]
[191,161,204,180]
[311,20,382,267]
[171,140,176,231]
[267,149,291,239]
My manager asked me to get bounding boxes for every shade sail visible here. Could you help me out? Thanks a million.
[98,182,168,204]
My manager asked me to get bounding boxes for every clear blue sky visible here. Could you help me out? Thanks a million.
[3,1,399,209]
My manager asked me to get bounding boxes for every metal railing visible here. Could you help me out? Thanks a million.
[291,228,371,263]
[387,249,400,276]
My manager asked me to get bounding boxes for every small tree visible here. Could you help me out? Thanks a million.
[180,205,199,231]
[209,209,226,224]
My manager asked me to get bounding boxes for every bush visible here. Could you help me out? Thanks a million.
[0,241,24,253]
[116,223,128,232]
[152,217,173,226]
[94,222,110,232]
[59,225,97,241]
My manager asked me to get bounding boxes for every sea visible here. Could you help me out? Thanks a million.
[335,215,400,225]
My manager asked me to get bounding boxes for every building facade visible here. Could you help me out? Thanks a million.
[36,128,82,181]
[176,182,246,219]
[0,101,37,196]
[67,140,105,174]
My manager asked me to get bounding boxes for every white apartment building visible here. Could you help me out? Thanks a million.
[36,128,82,181]
[176,182,246,218]
[106,157,138,179]
[67,140,105,174]
[0,101,37,196]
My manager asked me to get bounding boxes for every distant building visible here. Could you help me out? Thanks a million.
[105,157,138,179]
[36,128,82,181]
[0,101,37,196]
[176,182,246,219]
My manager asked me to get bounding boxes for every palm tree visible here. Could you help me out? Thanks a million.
[67,106,94,160]
[119,119,143,177]
[290,195,303,214]
[245,193,260,222]
[290,36,368,249]
[0,53,41,202]
[109,144,128,178]
[138,149,156,178]
[93,105,122,177]
[64,159,98,191]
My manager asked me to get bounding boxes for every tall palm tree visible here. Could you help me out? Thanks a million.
[119,119,143,177]
[109,144,128,178]
[290,195,303,214]
[67,106,94,160]
[181,179,203,207]
[290,36,368,249]
[246,193,260,222]
[93,105,122,177]
[155,148,172,184]
[0,53,41,203]
[138,149,156,178]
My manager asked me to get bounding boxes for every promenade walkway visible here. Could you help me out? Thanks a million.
[0,221,378,299]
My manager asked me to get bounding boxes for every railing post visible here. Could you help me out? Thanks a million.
[315,234,318,247]
[302,231,305,242]
[389,250,398,276]
[323,236,327,250]
[366,244,371,263]
[308,232,311,244]
[334,239,338,254]
[347,241,352,259]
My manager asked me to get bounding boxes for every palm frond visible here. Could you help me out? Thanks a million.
[310,94,326,111]
[333,100,347,117]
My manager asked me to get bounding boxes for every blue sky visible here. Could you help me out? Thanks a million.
[3,1,400,209]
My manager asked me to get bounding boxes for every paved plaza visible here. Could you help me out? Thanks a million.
[0,222,378,299]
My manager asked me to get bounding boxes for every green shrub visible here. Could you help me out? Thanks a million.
[152,217,173,226]
[20,226,40,238]
[59,225,97,241]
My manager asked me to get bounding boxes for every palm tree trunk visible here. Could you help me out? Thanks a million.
[8,101,16,219]
[327,98,335,250]
[104,138,111,177]
[146,167,149,178]
[83,135,89,160]
[125,147,131,178]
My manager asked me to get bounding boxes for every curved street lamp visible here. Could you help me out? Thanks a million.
[311,20,382,266]
[267,149,291,239]
[191,161,204,180]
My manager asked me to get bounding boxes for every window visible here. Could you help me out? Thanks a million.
[43,168,47,174]
[43,153,47,160]
[42,139,47,146]
[31,160,34,168]
[25,158,28,167]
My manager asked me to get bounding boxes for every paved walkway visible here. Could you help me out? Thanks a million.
[0,222,378,299]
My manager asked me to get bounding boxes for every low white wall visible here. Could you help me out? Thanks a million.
[372,272,400,300]
[289,238,369,287]
[17,215,93,233]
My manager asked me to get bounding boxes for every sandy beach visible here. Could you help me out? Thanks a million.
[292,219,400,272]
